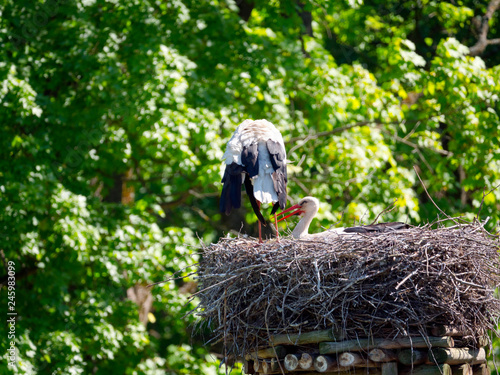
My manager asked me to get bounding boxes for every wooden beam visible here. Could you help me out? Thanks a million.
[400,364,452,375]
[381,362,398,375]
[244,345,287,360]
[398,349,428,366]
[427,348,486,365]
[369,349,398,362]
[431,326,469,337]
[288,371,381,375]
[271,328,343,346]
[320,336,454,354]
[338,352,379,368]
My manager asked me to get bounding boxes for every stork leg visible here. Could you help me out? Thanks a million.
[275,215,280,242]
[258,221,263,243]
[257,202,263,243]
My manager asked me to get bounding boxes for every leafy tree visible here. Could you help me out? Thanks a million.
[1,0,499,374]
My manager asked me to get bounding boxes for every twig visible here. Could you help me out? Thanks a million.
[286,121,376,144]
[413,166,459,225]
[370,199,399,225]
[476,181,500,219]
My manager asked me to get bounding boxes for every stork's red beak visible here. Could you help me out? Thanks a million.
[274,204,304,222]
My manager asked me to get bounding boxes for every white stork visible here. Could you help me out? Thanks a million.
[275,196,409,239]
[220,119,288,243]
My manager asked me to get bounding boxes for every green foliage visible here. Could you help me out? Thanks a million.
[1,0,499,374]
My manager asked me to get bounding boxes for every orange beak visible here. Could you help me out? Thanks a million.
[274,204,304,222]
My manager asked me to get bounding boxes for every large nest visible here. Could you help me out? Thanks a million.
[193,221,500,358]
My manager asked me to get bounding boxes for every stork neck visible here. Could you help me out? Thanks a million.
[292,211,316,239]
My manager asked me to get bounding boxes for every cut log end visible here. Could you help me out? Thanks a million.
[299,353,316,370]
[369,348,398,363]
[314,354,341,373]
[284,354,299,371]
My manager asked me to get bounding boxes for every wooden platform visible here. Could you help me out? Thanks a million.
[241,327,489,375]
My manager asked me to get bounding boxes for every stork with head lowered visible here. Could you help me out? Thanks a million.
[220,119,288,243]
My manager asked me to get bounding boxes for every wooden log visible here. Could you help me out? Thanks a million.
[289,371,381,375]
[314,354,346,373]
[243,359,255,374]
[339,352,362,367]
[478,336,489,348]
[452,363,473,375]
[398,349,428,366]
[427,348,486,365]
[320,336,454,354]
[339,352,379,368]
[253,359,261,373]
[400,364,452,375]
[245,345,287,360]
[271,328,343,346]
[261,358,280,374]
[369,348,398,362]
[284,354,300,371]
[299,353,317,370]
[472,364,490,375]
[431,326,469,337]
[381,362,398,375]
[451,336,489,349]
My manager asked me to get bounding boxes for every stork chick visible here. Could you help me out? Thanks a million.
[275,196,409,239]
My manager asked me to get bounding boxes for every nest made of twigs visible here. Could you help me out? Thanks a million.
[192,221,500,358]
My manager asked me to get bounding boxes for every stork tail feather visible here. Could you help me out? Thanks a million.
[220,163,244,215]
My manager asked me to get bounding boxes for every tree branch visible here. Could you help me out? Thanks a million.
[286,121,376,146]
[469,0,500,56]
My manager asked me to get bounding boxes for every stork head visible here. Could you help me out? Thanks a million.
[275,196,320,222]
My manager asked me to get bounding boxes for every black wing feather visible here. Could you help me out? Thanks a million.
[266,139,288,210]
[220,163,244,215]
[241,143,259,178]
[344,222,410,233]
